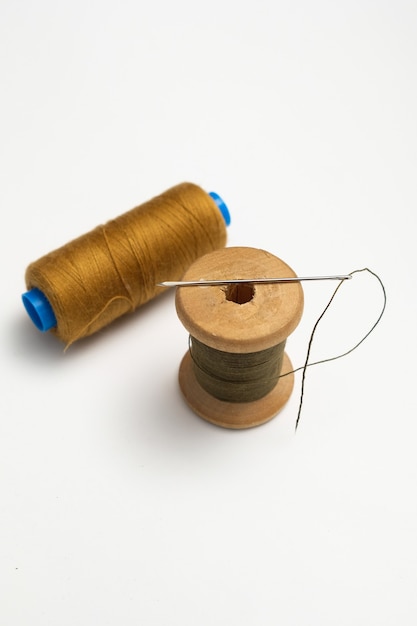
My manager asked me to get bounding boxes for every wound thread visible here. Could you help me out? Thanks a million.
[190,336,286,402]
[24,182,227,345]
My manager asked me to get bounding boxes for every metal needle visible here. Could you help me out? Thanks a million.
[158,274,352,287]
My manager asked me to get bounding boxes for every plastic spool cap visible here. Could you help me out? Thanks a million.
[209,191,231,226]
[22,288,57,332]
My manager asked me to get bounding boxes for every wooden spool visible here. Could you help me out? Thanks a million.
[175,247,304,428]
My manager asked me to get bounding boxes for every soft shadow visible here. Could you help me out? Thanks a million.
[10,314,66,362]
[10,288,175,362]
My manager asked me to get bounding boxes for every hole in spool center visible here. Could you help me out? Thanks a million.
[225,283,255,305]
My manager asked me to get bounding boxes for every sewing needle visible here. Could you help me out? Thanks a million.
[158,275,352,287]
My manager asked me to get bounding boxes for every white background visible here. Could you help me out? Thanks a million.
[1,1,416,624]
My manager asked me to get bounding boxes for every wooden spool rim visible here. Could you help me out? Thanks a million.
[179,351,295,429]
[175,247,304,353]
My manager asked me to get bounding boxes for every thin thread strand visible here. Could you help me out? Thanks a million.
[293,268,386,430]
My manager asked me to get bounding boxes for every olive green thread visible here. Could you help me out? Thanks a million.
[189,337,286,402]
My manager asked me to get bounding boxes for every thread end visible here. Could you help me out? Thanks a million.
[22,288,57,332]
[209,191,231,226]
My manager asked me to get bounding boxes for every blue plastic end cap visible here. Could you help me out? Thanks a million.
[209,191,231,226]
[22,288,57,332]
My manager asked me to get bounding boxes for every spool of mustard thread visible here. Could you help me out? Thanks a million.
[175,247,304,429]
[22,182,230,345]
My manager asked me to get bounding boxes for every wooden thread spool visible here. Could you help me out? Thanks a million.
[175,247,304,428]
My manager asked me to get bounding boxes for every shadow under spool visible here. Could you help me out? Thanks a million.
[175,247,304,429]
[22,182,228,345]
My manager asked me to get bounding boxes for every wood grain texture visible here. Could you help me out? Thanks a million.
[175,247,303,353]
